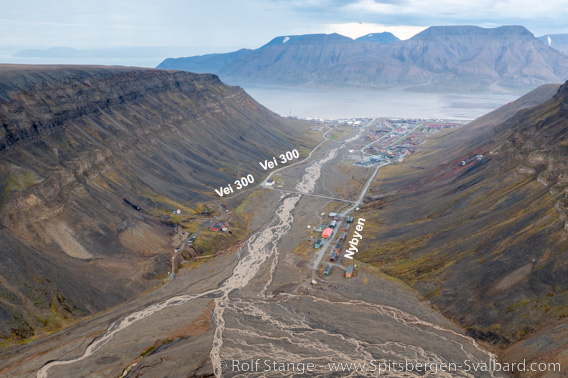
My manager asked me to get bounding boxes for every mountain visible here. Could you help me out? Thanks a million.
[0,65,315,343]
[538,33,568,54]
[158,33,356,82]
[355,32,400,43]
[157,48,252,74]
[357,82,568,367]
[158,26,568,93]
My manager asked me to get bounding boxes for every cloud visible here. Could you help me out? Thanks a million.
[343,0,568,24]
[2,0,568,55]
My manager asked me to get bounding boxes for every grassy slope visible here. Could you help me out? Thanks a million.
[354,83,568,363]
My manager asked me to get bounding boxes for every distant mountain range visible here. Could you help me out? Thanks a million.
[158,26,568,93]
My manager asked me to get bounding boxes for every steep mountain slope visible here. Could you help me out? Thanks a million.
[453,84,561,139]
[394,26,568,92]
[158,26,568,93]
[0,65,315,344]
[357,82,568,367]
[538,33,568,54]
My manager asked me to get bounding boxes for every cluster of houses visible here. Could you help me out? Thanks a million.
[314,212,356,279]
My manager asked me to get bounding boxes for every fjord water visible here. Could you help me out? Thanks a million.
[242,84,520,120]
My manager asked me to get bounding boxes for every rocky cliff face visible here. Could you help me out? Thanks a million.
[158,26,568,93]
[0,65,314,343]
[357,82,568,368]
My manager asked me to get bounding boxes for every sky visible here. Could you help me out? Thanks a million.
[2,0,568,66]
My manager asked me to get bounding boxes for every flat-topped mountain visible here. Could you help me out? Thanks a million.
[0,65,314,343]
[158,25,568,93]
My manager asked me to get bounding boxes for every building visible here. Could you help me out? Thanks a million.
[334,242,342,253]
[210,223,224,231]
[264,179,275,187]
[330,251,337,262]
[339,232,347,242]
[323,264,331,276]
[347,216,354,223]
[345,265,354,278]
[314,239,322,248]
[329,220,337,229]
[322,228,333,238]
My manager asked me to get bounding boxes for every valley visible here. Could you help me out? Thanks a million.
[0,66,566,377]
[4,2,568,377]
[1,117,503,377]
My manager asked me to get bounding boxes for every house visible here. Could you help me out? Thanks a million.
[323,264,332,277]
[330,251,337,262]
[211,223,224,231]
[314,239,322,248]
[322,228,333,238]
[345,265,354,278]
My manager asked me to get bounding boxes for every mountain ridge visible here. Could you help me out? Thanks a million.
[158,25,568,93]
